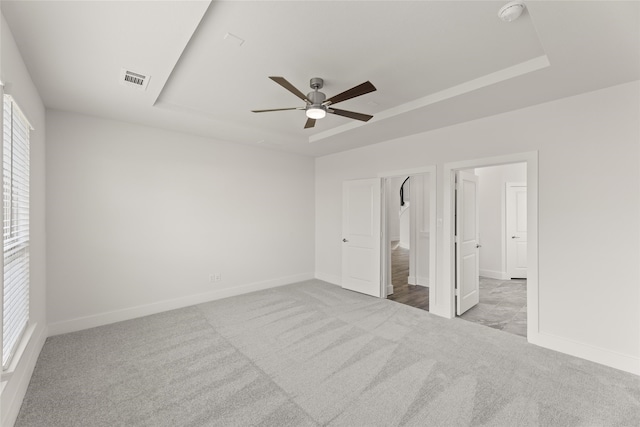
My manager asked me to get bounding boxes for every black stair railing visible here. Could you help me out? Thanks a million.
[400,177,410,206]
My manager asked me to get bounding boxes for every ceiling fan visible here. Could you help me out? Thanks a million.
[252,77,377,129]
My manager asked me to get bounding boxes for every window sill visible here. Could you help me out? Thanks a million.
[1,322,37,382]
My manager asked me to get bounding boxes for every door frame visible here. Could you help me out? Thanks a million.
[379,166,437,303]
[442,152,538,340]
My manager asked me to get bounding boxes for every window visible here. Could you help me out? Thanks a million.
[2,95,30,369]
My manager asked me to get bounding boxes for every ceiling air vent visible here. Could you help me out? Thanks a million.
[120,68,150,91]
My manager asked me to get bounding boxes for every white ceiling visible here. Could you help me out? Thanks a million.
[2,1,639,157]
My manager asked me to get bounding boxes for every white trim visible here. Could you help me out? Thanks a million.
[1,324,47,427]
[479,269,510,280]
[310,55,550,143]
[408,276,430,287]
[1,323,36,379]
[529,332,640,376]
[315,272,341,286]
[48,273,314,336]
[378,166,435,178]
[441,151,538,332]
[381,181,390,296]
[378,184,390,298]
[3,94,34,130]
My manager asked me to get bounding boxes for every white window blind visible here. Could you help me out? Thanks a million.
[2,95,30,369]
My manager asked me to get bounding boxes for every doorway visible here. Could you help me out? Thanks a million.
[380,169,436,311]
[455,163,528,337]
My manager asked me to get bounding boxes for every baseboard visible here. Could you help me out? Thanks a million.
[314,272,341,286]
[48,272,314,336]
[1,323,48,427]
[387,284,394,296]
[528,331,640,375]
[408,276,429,287]
[479,269,510,280]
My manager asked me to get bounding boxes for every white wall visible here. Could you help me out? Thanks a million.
[315,81,640,374]
[386,177,403,241]
[399,204,410,249]
[409,173,430,286]
[1,13,48,427]
[474,163,526,279]
[46,111,315,333]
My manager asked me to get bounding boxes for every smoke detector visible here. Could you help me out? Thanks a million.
[498,1,526,22]
[120,68,150,91]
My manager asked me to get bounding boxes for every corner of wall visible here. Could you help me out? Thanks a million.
[2,10,48,427]
[315,272,341,286]
[479,269,510,280]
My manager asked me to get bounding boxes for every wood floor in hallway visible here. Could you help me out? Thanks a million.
[386,242,429,311]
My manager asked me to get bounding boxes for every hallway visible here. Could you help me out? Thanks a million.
[386,242,526,337]
[459,278,527,338]
[386,242,429,311]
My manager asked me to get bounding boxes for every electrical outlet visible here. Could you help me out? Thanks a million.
[209,273,222,283]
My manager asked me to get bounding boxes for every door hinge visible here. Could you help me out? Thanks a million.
[455,288,459,297]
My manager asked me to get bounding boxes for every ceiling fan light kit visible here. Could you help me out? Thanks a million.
[498,1,526,22]
[306,106,326,119]
[252,76,376,129]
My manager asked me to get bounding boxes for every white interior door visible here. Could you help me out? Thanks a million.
[456,171,480,315]
[506,183,527,278]
[342,178,382,297]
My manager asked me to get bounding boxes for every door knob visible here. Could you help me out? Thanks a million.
[512,236,520,239]
[342,238,348,242]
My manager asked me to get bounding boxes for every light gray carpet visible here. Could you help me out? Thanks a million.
[15,280,640,426]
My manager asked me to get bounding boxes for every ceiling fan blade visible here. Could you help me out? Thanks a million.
[329,108,373,122]
[252,107,301,113]
[269,76,310,103]
[304,118,316,129]
[323,81,376,106]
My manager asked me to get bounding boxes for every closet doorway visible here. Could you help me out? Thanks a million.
[454,163,528,337]
[380,168,436,312]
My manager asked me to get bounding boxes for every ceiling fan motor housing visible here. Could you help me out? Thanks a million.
[307,90,326,105]
[307,78,327,115]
